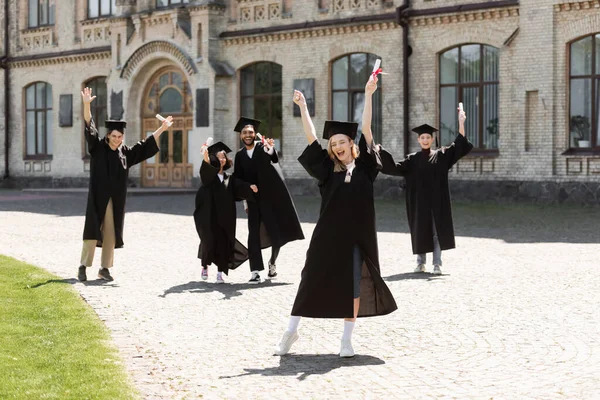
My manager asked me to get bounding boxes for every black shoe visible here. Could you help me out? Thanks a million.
[97,268,114,281]
[248,272,262,284]
[267,262,277,279]
[78,265,87,282]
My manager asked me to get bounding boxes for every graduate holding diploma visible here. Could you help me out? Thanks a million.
[274,77,397,358]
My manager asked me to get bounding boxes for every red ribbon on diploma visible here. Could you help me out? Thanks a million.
[371,68,382,79]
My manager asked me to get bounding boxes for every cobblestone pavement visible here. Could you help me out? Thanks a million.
[1,190,599,399]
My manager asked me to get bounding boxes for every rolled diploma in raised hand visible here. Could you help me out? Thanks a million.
[156,114,173,127]
[370,59,381,81]
[256,133,274,154]
[459,103,464,112]
[201,137,213,154]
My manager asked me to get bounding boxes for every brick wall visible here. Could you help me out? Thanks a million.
[1,0,600,200]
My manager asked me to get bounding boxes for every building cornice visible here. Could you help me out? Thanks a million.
[6,46,111,69]
[408,7,519,27]
[554,1,600,12]
[223,20,398,46]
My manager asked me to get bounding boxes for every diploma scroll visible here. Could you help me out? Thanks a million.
[156,114,173,127]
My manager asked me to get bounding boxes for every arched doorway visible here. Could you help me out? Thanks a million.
[141,67,194,188]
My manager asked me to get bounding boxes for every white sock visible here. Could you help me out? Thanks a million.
[287,316,301,333]
[342,321,355,341]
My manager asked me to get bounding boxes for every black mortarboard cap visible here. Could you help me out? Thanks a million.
[234,117,261,132]
[412,124,439,147]
[105,120,127,134]
[412,124,438,135]
[207,141,232,154]
[322,120,359,141]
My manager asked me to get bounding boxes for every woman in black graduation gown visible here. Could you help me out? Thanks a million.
[378,107,473,275]
[193,141,258,284]
[274,78,397,358]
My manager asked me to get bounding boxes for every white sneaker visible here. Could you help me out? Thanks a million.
[414,264,426,273]
[201,267,208,281]
[274,331,299,356]
[216,273,225,284]
[340,339,355,358]
[248,271,261,284]
[433,265,442,275]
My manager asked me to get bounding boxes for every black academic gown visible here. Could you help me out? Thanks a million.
[233,143,304,249]
[193,159,256,275]
[290,136,397,319]
[82,120,159,248]
[379,134,473,255]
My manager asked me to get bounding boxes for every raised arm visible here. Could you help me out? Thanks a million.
[361,76,378,147]
[152,116,172,142]
[443,106,473,169]
[293,90,318,145]
[81,87,96,128]
[80,87,101,153]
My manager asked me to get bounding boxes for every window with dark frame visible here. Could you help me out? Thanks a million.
[240,62,283,151]
[25,82,53,157]
[569,34,600,150]
[83,77,108,158]
[28,0,55,28]
[439,44,499,151]
[156,0,189,7]
[331,53,383,144]
[88,0,117,19]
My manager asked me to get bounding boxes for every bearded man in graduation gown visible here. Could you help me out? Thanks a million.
[77,87,172,282]
[378,107,473,275]
[232,117,304,284]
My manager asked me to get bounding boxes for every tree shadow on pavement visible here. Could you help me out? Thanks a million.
[219,354,385,381]
[159,280,291,300]
[384,272,446,282]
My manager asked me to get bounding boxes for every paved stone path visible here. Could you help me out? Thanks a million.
[1,190,599,399]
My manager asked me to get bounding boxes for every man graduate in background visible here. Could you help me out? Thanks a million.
[232,117,304,284]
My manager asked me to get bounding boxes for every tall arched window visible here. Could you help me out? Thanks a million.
[569,34,600,149]
[25,82,53,157]
[439,44,499,150]
[240,62,283,149]
[331,53,382,143]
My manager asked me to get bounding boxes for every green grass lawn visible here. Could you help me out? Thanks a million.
[0,255,137,400]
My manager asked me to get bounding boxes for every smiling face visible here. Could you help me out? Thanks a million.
[329,134,355,164]
[240,125,256,148]
[418,133,433,150]
[107,130,124,149]
[216,150,227,169]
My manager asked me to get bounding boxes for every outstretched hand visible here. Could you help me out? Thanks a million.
[250,185,258,193]
[160,116,173,130]
[293,90,307,107]
[81,87,96,104]
[458,108,466,125]
[365,76,378,96]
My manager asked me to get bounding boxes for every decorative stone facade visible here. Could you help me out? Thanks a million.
[0,0,599,204]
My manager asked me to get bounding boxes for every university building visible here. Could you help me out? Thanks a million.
[1,0,599,203]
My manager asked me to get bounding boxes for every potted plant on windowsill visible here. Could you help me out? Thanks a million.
[570,115,591,148]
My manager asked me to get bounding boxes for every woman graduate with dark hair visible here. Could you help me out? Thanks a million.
[274,77,397,358]
[193,141,258,284]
